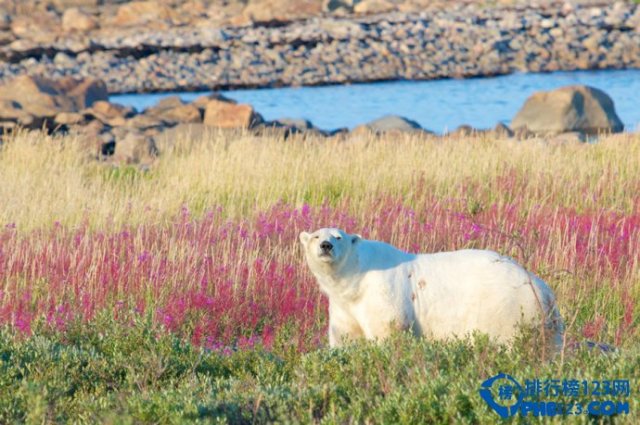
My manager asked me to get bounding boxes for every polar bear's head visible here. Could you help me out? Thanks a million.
[299,228,360,274]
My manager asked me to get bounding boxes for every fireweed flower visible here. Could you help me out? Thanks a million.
[0,199,637,349]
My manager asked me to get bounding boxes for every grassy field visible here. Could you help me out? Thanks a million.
[0,129,638,423]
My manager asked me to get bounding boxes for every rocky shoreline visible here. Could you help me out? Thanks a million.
[0,73,626,167]
[1,1,639,93]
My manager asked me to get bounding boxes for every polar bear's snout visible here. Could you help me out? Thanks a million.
[320,241,333,254]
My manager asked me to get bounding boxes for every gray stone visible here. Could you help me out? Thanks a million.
[511,85,624,135]
[362,114,423,133]
[274,118,315,130]
[112,132,158,164]
[492,122,514,139]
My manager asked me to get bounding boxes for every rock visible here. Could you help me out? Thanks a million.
[511,85,624,135]
[155,123,210,151]
[226,13,253,27]
[52,0,100,10]
[0,76,73,119]
[126,114,166,130]
[358,115,424,133]
[99,132,116,157]
[252,122,298,139]
[112,132,158,164]
[84,101,134,126]
[354,0,396,14]
[0,121,17,135]
[203,99,263,129]
[274,118,315,130]
[156,104,201,123]
[54,112,85,126]
[206,1,245,25]
[73,118,104,140]
[446,123,514,139]
[327,127,349,137]
[113,1,173,27]
[254,119,329,138]
[111,126,132,140]
[62,8,98,33]
[0,99,32,123]
[446,124,477,137]
[62,77,109,110]
[145,97,201,123]
[68,119,108,157]
[0,11,11,31]
[324,0,357,13]
[491,122,515,138]
[0,30,13,46]
[152,96,185,110]
[10,15,60,42]
[192,93,234,110]
[242,0,323,23]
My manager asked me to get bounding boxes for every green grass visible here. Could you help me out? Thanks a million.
[0,316,638,424]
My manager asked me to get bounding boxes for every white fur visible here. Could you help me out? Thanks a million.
[299,228,564,350]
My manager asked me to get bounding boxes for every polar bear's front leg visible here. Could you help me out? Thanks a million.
[328,325,346,348]
[328,302,364,347]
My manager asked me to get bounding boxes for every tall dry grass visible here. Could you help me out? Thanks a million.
[1,129,638,230]
[0,129,638,349]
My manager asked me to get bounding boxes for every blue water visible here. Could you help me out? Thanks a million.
[111,69,640,133]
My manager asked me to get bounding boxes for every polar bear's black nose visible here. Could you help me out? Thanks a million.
[320,241,333,252]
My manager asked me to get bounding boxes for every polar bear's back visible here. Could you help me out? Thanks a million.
[356,239,416,271]
[416,249,532,289]
[410,249,560,343]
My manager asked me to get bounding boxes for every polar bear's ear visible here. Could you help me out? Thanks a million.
[299,231,311,246]
[351,234,361,244]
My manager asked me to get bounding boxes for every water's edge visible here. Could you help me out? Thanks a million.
[111,70,640,134]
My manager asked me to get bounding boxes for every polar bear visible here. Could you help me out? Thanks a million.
[299,228,564,351]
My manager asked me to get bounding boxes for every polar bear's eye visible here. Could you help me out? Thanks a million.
[335,236,342,240]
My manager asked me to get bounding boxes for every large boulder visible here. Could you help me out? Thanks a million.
[511,85,624,135]
[203,99,262,129]
[0,76,107,126]
[0,76,72,118]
